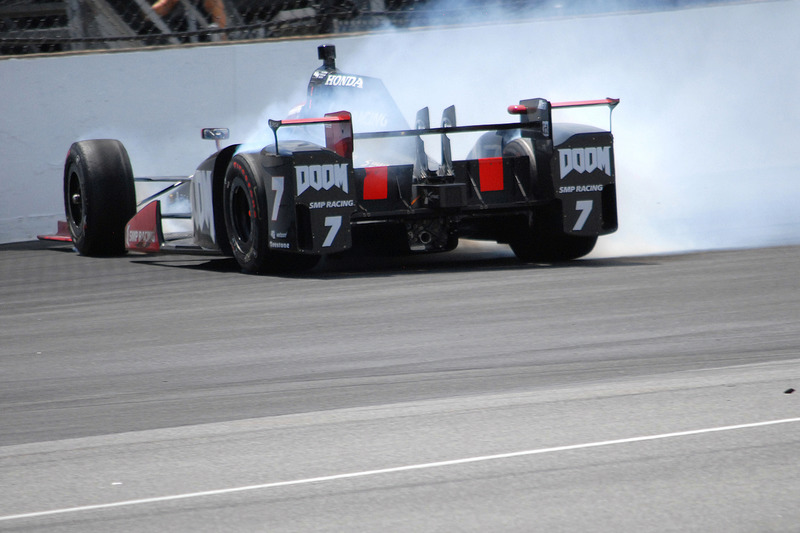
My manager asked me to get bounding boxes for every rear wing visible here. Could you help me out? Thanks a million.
[350,97,619,142]
[266,97,620,172]
[352,104,550,180]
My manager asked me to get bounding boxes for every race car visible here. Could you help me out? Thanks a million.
[41,44,620,273]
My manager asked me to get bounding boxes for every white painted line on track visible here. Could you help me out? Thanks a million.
[2,417,799,522]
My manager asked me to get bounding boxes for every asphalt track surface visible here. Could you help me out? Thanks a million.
[1,241,799,531]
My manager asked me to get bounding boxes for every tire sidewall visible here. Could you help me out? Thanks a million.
[502,137,538,194]
[64,154,89,251]
[223,155,268,272]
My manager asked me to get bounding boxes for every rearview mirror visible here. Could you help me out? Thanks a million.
[201,128,230,141]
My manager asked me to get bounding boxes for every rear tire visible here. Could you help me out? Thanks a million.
[63,139,136,256]
[502,138,537,179]
[467,131,504,160]
[469,134,537,187]
[474,136,594,262]
[223,154,320,274]
[470,136,593,261]
[223,154,270,273]
[510,208,597,263]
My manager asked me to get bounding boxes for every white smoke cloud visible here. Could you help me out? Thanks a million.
[325,0,800,256]
[114,1,797,258]
[234,95,305,155]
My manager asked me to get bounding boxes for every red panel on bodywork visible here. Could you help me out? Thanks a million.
[363,166,388,200]
[479,158,504,192]
[125,201,162,253]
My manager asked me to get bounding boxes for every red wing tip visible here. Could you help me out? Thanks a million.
[37,235,73,242]
[551,98,620,108]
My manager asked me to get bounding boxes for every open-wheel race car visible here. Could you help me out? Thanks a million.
[41,44,620,273]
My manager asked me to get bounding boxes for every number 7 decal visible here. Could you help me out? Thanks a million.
[271,177,284,222]
[323,216,342,247]
[573,200,593,231]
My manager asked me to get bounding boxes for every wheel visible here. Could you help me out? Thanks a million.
[468,135,537,183]
[223,153,270,273]
[467,131,503,159]
[509,208,597,263]
[505,136,593,262]
[502,137,537,180]
[510,230,597,263]
[63,139,137,256]
[223,153,320,274]
[481,138,592,262]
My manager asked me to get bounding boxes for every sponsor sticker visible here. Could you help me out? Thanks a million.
[127,229,156,247]
[558,146,611,179]
[325,75,364,89]
[295,164,349,196]
[308,200,355,209]
[558,185,604,194]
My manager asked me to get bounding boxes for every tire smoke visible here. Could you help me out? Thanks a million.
[331,0,800,256]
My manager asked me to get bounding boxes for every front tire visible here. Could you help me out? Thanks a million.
[63,139,136,256]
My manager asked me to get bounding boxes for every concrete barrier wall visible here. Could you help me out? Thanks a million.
[2,1,798,254]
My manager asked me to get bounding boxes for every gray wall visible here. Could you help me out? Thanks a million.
[2,1,798,255]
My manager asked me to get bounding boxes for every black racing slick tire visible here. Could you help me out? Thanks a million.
[493,139,593,262]
[222,154,319,274]
[223,154,270,273]
[469,135,538,188]
[509,207,597,263]
[63,139,137,256]
[502,137,537,179]
[467,131,503,160]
